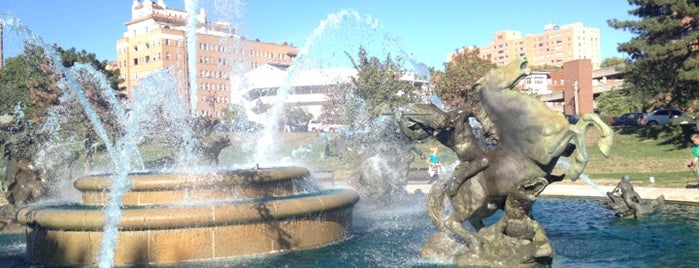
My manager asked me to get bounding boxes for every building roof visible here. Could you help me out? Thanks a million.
[242,64,357,90]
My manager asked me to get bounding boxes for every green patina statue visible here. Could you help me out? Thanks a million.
[396,57,614,267]
[601,174,664,218]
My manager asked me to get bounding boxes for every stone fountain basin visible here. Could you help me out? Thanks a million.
[16,167,359,266]
[74,166,311,205]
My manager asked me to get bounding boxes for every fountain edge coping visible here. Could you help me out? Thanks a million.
[16,188,359,231]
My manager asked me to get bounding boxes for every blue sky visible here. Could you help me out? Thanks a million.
[1,0,636,70]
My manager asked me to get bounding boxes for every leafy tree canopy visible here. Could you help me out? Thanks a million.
[348,46,421,117]
[320,46,421,125]
[600,57,626,68]
[528,64,562,71]
[608,0,699,112]
[595,87,644,116]
[431,48,495,109]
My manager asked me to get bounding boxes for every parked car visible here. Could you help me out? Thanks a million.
[670,111,697,126]
[564,114,580,124]
[308,120,345,132]
[641,109,689,126]
[286,120,308,132]
[213,121,262,132]
[611,112,643,126]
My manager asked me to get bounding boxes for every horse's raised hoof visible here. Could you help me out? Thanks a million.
[598,139,613,157]
[446,181,460,197]
[469,239,484,255]
[394,110,403,122]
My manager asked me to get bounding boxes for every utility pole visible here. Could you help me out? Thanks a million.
[0,24,4,69]
[573,80,579,114]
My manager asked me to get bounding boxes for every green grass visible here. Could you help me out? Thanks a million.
[583,125,697,187]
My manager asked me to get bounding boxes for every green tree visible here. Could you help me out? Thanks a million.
[321,46,420,125]
[222,104,245,121]
[0,42,60,123]
[284,106,313,124]
[0,43,127,174]
[600,57,626,68]
[595,87,644,116]
[608,0,699,112]
[431,48,495,109]
[528,64,562,71]
[349,47,420,116]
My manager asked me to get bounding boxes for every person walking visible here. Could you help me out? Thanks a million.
[689,134,699,177]
[426,147,441,184]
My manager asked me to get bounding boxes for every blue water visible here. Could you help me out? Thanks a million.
[2,197,697,267]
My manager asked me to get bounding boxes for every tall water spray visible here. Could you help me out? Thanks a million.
[0,15,200,267]
[0,16,126,267]
[250,9,427,165]
[187,0,199,116]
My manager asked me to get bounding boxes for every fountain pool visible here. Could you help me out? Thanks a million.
[2,197,698,267]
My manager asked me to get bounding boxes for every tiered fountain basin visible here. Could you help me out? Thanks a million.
[16,166,359,266]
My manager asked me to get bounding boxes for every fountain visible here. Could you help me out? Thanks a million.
[16,167,358,265]
[3,2,699,268]
[0,7,359,266]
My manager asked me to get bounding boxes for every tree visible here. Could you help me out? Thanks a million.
[600,57,626,68]
[0,43,127,177]
[608,0,699,112]
[595,88,644,116]
[283,106,313,124]
[431,47,495,109]
[528,64,562,71]
[349,47,420,116]
[0,42,60,122]
[321,46,420,125]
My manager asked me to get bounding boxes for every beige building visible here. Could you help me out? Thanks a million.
[454,23,601,70]
[116,0,298,118]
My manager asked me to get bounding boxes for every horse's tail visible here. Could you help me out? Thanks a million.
[427,178,449,231]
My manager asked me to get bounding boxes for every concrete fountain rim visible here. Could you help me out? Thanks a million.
[16,187,359,231]
[73,166,311,191]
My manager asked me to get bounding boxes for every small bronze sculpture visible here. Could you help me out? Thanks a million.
[601,175,664,218]
[397,57,614,266]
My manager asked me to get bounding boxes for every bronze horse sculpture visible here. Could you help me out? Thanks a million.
[397,57,613,265]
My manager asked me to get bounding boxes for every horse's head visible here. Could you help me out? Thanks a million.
[473,57,531,92]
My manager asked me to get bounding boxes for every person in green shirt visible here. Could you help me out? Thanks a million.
[689,134,699,177]
[426,147,441,184]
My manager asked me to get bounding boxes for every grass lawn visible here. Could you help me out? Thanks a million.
[582,125,697,188]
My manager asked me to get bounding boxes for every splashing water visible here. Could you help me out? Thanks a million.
[187,0,199,116]
[557,158,605,196]
[1,15,201,268]
[69,63,145,170]
[1,16,127,267]
[251,8,427,165]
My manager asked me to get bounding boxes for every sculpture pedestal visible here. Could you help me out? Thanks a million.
[421,215,553,267]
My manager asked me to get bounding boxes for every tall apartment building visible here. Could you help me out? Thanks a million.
[466,23,601,70]
[116,0,298,118]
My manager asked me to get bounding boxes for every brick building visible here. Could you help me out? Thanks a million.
[116,0,298,118]
[450,23,601,70]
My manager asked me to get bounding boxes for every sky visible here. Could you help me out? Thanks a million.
[1,0,637,71]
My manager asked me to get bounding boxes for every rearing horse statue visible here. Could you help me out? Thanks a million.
[397,57,613,265]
